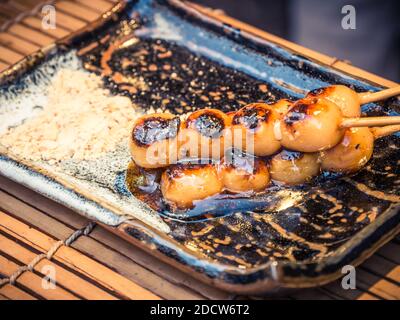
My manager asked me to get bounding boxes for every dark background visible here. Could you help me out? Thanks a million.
[192,0,400,82]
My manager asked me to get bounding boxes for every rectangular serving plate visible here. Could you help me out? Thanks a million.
[0,0,399,295]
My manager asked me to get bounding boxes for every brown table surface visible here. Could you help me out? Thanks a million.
[0,0,399,300]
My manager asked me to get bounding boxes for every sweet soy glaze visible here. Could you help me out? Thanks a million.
[125,158,283,219]
[125,102,384,218]
[78,12,400,237]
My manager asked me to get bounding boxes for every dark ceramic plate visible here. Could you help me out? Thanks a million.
[0,0,399,294]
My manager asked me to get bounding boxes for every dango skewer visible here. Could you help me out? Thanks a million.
[129,113,181,169]
[269,150,321,186]
[307,85,400,117]
[220,151,270,193]
[179,108,230,160]
[159,123,400,208]
[307,85,362,117]
[321,125,400,173]
[358,86,400,105]
[260,124,400,185]
[160,163,223,209]
[130,86,400,168]
[279,97,400,153]
[370,125,400,139]
[230,103,283,156]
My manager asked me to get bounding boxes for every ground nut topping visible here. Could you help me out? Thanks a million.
[0,69,139,163]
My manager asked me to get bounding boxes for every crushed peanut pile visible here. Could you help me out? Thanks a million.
[0,69,139,164]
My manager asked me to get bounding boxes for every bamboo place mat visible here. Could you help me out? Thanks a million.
[0,0,399,300]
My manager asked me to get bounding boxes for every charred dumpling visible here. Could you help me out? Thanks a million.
[230,103,281,156]
[280,98,345,152]
[270,150,321,185]
[221,150,270,193]
[307,85,361,118]
[130,113,180,168]
[271,99,293,117]
[161,163,223,209]
[320,127,374,172]
[179,109,230,160]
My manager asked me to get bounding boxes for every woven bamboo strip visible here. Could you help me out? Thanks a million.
[0,284,37,300]
[377,243,400,265]
[0,233,119,300]
[0,45,23,64]
[0,32,39,55]
[357,293,381,300]
[0,178,217,299]
[322,278,381,300]
[355,269,400,300]
[7,24,53,46]
[0,60,8,69]
[0,255,79,300]
[36,10,85,31]
[0,211,161,300]
[55,1,101,22]
[74,0,114,12]
[22,16,70,39]
[361,255,400,284]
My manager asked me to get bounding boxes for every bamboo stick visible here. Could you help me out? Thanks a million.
[341,116,400,128]
[371,125,400,139]
[359,86,400,104]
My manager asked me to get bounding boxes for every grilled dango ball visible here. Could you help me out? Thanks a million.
[280,98,345,152]
[221,151,270,193]
[271,99,293,117]
[307,85,361,117]
[160,164,223,209]
[179,109,230,160]
[230,103,281,156]
[270,150,320,185]
[130,113,180,169]
[320,127,374,172]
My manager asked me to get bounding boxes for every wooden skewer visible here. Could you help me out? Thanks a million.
[371,125,400,139]
[359,86,400,104]
[341,116,400,128]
